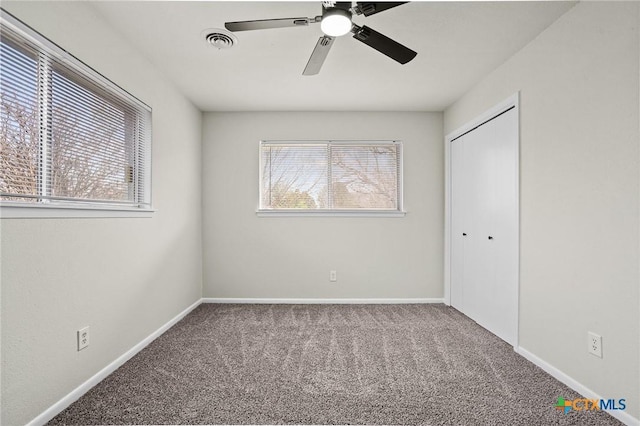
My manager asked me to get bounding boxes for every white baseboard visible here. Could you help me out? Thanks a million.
[202,297,445,304]
[26,298,202,426]
[516,347,639,426]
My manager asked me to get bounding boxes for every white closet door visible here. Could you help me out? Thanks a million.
[483,107,519,344]
[464,118,496,326]
[450,106,518,346]
[450,136,466,310]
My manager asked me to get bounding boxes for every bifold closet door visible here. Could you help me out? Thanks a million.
[450,107,518,346]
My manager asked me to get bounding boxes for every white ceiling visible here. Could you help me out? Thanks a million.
[91,1,576,112]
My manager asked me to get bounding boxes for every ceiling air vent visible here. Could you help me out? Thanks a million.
[202,29,237,49]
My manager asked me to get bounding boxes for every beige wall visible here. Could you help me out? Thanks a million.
[202,112,443,300]
[0,2,203,425]
[445,1,639,420]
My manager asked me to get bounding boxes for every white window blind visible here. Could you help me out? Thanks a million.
[0,13,151,211]
[260,140,403,213]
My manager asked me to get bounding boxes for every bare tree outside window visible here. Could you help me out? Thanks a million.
[0,40,39,200]
[260,141,401,211]
[0,27,149,208]
[331,145,397,209]
[261,144,327,209]
[50,69,130,202]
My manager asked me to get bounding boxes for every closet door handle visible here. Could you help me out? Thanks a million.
[488,236,494,240]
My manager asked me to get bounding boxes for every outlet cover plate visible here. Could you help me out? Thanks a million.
[78,326,89,351]
[588,332,602,358]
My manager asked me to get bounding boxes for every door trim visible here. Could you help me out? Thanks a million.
[444,92,520,349]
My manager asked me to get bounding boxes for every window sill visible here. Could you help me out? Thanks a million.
[256,209,406,218]
[0,203,155,219]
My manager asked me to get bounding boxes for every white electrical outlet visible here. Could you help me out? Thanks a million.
[329,270,337,282]
[77,326,90,351]
[588,332,602,358]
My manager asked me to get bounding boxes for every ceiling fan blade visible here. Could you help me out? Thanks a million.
[352,25,416,64]
[355,2,408,17]
[303,36,335,76]
[225,17,310,32]
[334,2,353,11]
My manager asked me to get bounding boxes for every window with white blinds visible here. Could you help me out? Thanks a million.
[0,13,151,213]
[260,140,403,214]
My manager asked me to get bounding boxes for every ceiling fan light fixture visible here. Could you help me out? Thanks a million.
[320,8,352,37]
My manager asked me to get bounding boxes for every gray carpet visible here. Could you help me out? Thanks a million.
[48,304,621,425]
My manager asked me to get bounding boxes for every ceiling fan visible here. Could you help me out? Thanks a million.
[224,1,417,75]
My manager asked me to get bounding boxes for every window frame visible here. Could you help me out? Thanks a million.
[0,11,153,219]
[258,140,405,217]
